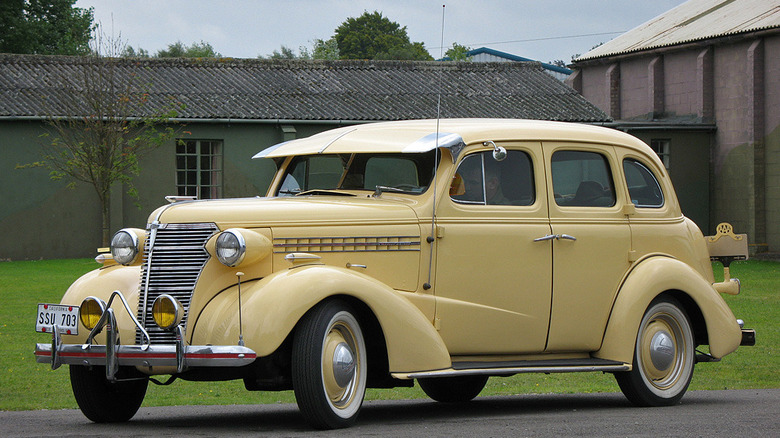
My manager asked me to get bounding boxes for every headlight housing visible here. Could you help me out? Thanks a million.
[79,297,106,330]
[152,294,183,331]
[110,228,141,265]
[215,229,247,267]
[212,228,272,268]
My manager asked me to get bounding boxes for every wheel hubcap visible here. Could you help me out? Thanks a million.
[322,322,359,409]
[649,330,675,372]
[639,314,687,389]
[332,342,356,388]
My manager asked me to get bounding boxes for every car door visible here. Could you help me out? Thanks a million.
[541,143,632,352]
[433,143,552,355]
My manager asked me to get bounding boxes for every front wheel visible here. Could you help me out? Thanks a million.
[418,375,488,402]
[615,297,695,406]
[69,365,148,422]
[292,300,368,429]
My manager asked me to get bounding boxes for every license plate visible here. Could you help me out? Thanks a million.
[36,304,79,335]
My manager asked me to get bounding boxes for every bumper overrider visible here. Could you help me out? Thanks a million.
[35,291,256,381]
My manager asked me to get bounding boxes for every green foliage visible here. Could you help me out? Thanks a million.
[155,40,221,58]
[0,0,94,55]
[264,45,309,60]
[444,42,472,61]
[121,45,150,58]
[334,11,432,60]
[0,259,776,411]
[312,37,340,60]
[29,51,184,245]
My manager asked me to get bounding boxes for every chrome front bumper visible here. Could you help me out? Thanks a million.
[35,290,256,380]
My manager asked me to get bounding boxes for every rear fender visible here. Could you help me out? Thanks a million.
[189,265,451,373]
[595,256,741,363]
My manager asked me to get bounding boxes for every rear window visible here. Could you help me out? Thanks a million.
[623,159,664,208]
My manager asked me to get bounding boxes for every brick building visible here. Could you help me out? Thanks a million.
[567,0,780,253]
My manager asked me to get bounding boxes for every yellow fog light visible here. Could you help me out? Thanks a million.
[152,294,183,331]
[79,297,106,330]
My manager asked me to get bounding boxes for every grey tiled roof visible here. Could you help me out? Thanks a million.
[0,55,609,122]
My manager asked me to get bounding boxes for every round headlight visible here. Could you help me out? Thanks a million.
[79,297,106,330]
[216,230,246,267]
[111,229,139,265]
[152,294,183,331]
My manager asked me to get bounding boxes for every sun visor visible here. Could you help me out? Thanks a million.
[254,127,465,159]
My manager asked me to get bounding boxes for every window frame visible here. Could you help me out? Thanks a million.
[176,139,223,199]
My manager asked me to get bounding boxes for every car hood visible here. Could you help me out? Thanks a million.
[150,196,421,228]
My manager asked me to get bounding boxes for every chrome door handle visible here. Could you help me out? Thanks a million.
[533,234,577,242]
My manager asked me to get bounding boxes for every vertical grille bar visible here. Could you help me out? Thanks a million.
[136,223,218,344]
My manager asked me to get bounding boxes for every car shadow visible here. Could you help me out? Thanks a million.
[94,392,641,434]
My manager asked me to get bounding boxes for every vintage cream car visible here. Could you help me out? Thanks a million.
[35,119,755,429]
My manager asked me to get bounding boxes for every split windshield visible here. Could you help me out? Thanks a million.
[276,151,437,196]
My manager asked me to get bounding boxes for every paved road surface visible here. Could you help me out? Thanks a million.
[1,389,778,437]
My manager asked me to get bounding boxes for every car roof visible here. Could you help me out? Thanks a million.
[253,119,651,159]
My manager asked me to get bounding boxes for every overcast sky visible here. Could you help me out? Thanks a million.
[74,0,687,63]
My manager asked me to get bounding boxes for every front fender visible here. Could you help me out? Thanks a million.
[595,256,741,363]
[189,265,451,373]
[59,264,142,345]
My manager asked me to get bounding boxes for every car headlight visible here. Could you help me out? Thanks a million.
[79,297,106,330]
[212,228,272,268]
[216,229,246,267]
[110,229,141,265]
[152,294,183,331]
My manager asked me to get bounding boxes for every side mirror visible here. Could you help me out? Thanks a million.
[483,141,507,162]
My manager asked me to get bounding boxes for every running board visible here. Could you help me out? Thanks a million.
[393,358,630,380]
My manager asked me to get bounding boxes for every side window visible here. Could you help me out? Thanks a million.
[623,159,664,208]
[451,150,535,206]
[551,150,616,207]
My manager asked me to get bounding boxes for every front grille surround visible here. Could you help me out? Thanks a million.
[135,222,219,345]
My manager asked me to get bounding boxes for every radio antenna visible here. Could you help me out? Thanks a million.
[424,4,446,291]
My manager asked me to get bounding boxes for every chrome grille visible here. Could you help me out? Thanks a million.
[136,222,218,344]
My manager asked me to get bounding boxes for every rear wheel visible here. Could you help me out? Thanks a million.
[418,375,488,402]
[292,300,367,429]
[615,297,694,406]
[69,365,148,422]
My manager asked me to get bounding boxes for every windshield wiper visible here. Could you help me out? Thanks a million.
[373,185,419,197]
[294,189,356,197]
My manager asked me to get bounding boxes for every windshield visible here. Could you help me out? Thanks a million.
[276,151,437,196]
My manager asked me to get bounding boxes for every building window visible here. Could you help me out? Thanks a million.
[650,139,670,169]
[176,139,223,199]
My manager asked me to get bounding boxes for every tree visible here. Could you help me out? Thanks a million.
[262,39,339,60]
[121,45,150,58]
[155,40,221,58]
[0,0,94,55]
[444,43,472,61]
[334,11,432,60]
[24,35,183,246]
[263,45,310,60]
[312,37,339,60]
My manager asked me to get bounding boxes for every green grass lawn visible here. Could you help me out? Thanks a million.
[1,258,777,411]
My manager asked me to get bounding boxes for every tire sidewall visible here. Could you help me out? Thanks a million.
[292,300,367,429]
[623,297,695,406]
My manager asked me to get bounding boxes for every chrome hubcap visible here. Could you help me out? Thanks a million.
[649,330,674,372]
[332,342,356,388]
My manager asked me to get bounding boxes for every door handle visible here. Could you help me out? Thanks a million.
[533,234,577,242]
